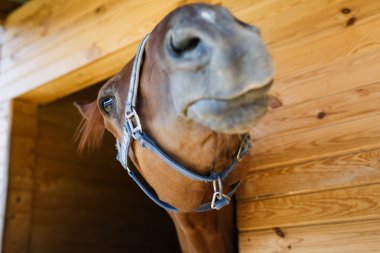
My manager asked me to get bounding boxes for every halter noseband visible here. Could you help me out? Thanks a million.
[116,34,252,212]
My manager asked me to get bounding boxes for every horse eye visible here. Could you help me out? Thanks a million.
[100,97,115,116]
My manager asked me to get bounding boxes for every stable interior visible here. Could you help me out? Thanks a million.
[3,84,180,253]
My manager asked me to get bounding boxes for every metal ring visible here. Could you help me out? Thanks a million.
[212,175,223,195]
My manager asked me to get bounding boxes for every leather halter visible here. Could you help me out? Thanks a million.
[116,34,252,212]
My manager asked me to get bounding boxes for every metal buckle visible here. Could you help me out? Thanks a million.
[126,108,142,138]
[211,175,230,210]
[125,166,132,174]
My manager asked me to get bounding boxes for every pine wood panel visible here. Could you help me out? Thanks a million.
[19,43,138,103]
[239,219,380,253]
[237,183,380,231]
[226,0,380,48]
[0,0,189,102]
[0,101,11,251]
[3,100,37,253]
[254,81,380,139]
[3,0,113,57]
[272,16,380,79]
[238,149,380,201]
[1,1,379,252]
[1,0,379,104]
[5,0,378,73]
[250,114,380,170]
[269,49,380,108]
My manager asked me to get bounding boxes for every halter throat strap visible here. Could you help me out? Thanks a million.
[116,34,252,212]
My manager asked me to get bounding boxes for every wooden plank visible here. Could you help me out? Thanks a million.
[2,0,380,103]
[268,48,380,107]
[36,156,125,183]
[35,167,136,200]
[271,16,380,80]
[0,0,188,103]
[250,114,380,170]
[3,100,37,253]
[237,183,380,231]
[239,219,380,253]
[19,44,137,103]
[2,214,32,253]
[2,0,113,58]
[32,192,157,225]
[8,135,36,176]
[1,0,181,67]
[238,149,380,200]
[30,215,179,253]
[254,81,380,140]
[226,0,380,48]
[5,0,379,69]
[0,101,11,252]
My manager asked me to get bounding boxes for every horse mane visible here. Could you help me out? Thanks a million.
[75,101,105,152]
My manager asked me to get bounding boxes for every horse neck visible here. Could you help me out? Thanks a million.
[168,202,238,253]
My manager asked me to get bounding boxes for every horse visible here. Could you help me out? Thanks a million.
[75,4,274,253]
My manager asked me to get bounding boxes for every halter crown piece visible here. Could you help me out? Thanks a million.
[116,34,252,212]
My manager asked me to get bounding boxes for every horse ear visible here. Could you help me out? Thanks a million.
[74,101,97,119]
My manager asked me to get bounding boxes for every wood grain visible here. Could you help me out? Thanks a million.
[237,183,380,231]
[272,16,380,80]
[0,0,187,102]
[3,85,180,253]
[268,48,380,108]
[250,114,380,170]
[239,219,380,253]
[0,101,11,251]
[2,100,37,253]
[238,149,380,201]
[253,81,380,139]
[1,1,380,252]
[1,0,380,103]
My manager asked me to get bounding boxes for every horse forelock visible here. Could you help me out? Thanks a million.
[75,101,105,152]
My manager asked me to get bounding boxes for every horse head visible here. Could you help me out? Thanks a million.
[76,3,273,252]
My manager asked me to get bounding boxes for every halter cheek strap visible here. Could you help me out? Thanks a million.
[116,34,252,212]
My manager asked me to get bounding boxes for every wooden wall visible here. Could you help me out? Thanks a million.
[1,0,380,252]
[2,100,37,253]
[235,0,380,252]
[0,101,11,251]
[2,87,181,253]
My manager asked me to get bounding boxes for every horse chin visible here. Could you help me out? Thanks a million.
[186,93,268,134]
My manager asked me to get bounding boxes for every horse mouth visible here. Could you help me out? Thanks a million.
[185,80,273,133]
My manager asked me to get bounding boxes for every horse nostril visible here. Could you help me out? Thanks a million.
[170,35,201,56]
[166,29,209,68]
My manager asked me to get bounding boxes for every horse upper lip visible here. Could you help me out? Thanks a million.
[183,79,273,116]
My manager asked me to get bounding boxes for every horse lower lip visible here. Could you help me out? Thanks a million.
[188,96,267,115]
[186,94,268,133]
[184,81,271,116]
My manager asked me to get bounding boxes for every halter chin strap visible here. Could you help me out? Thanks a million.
[116,34,252,212]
